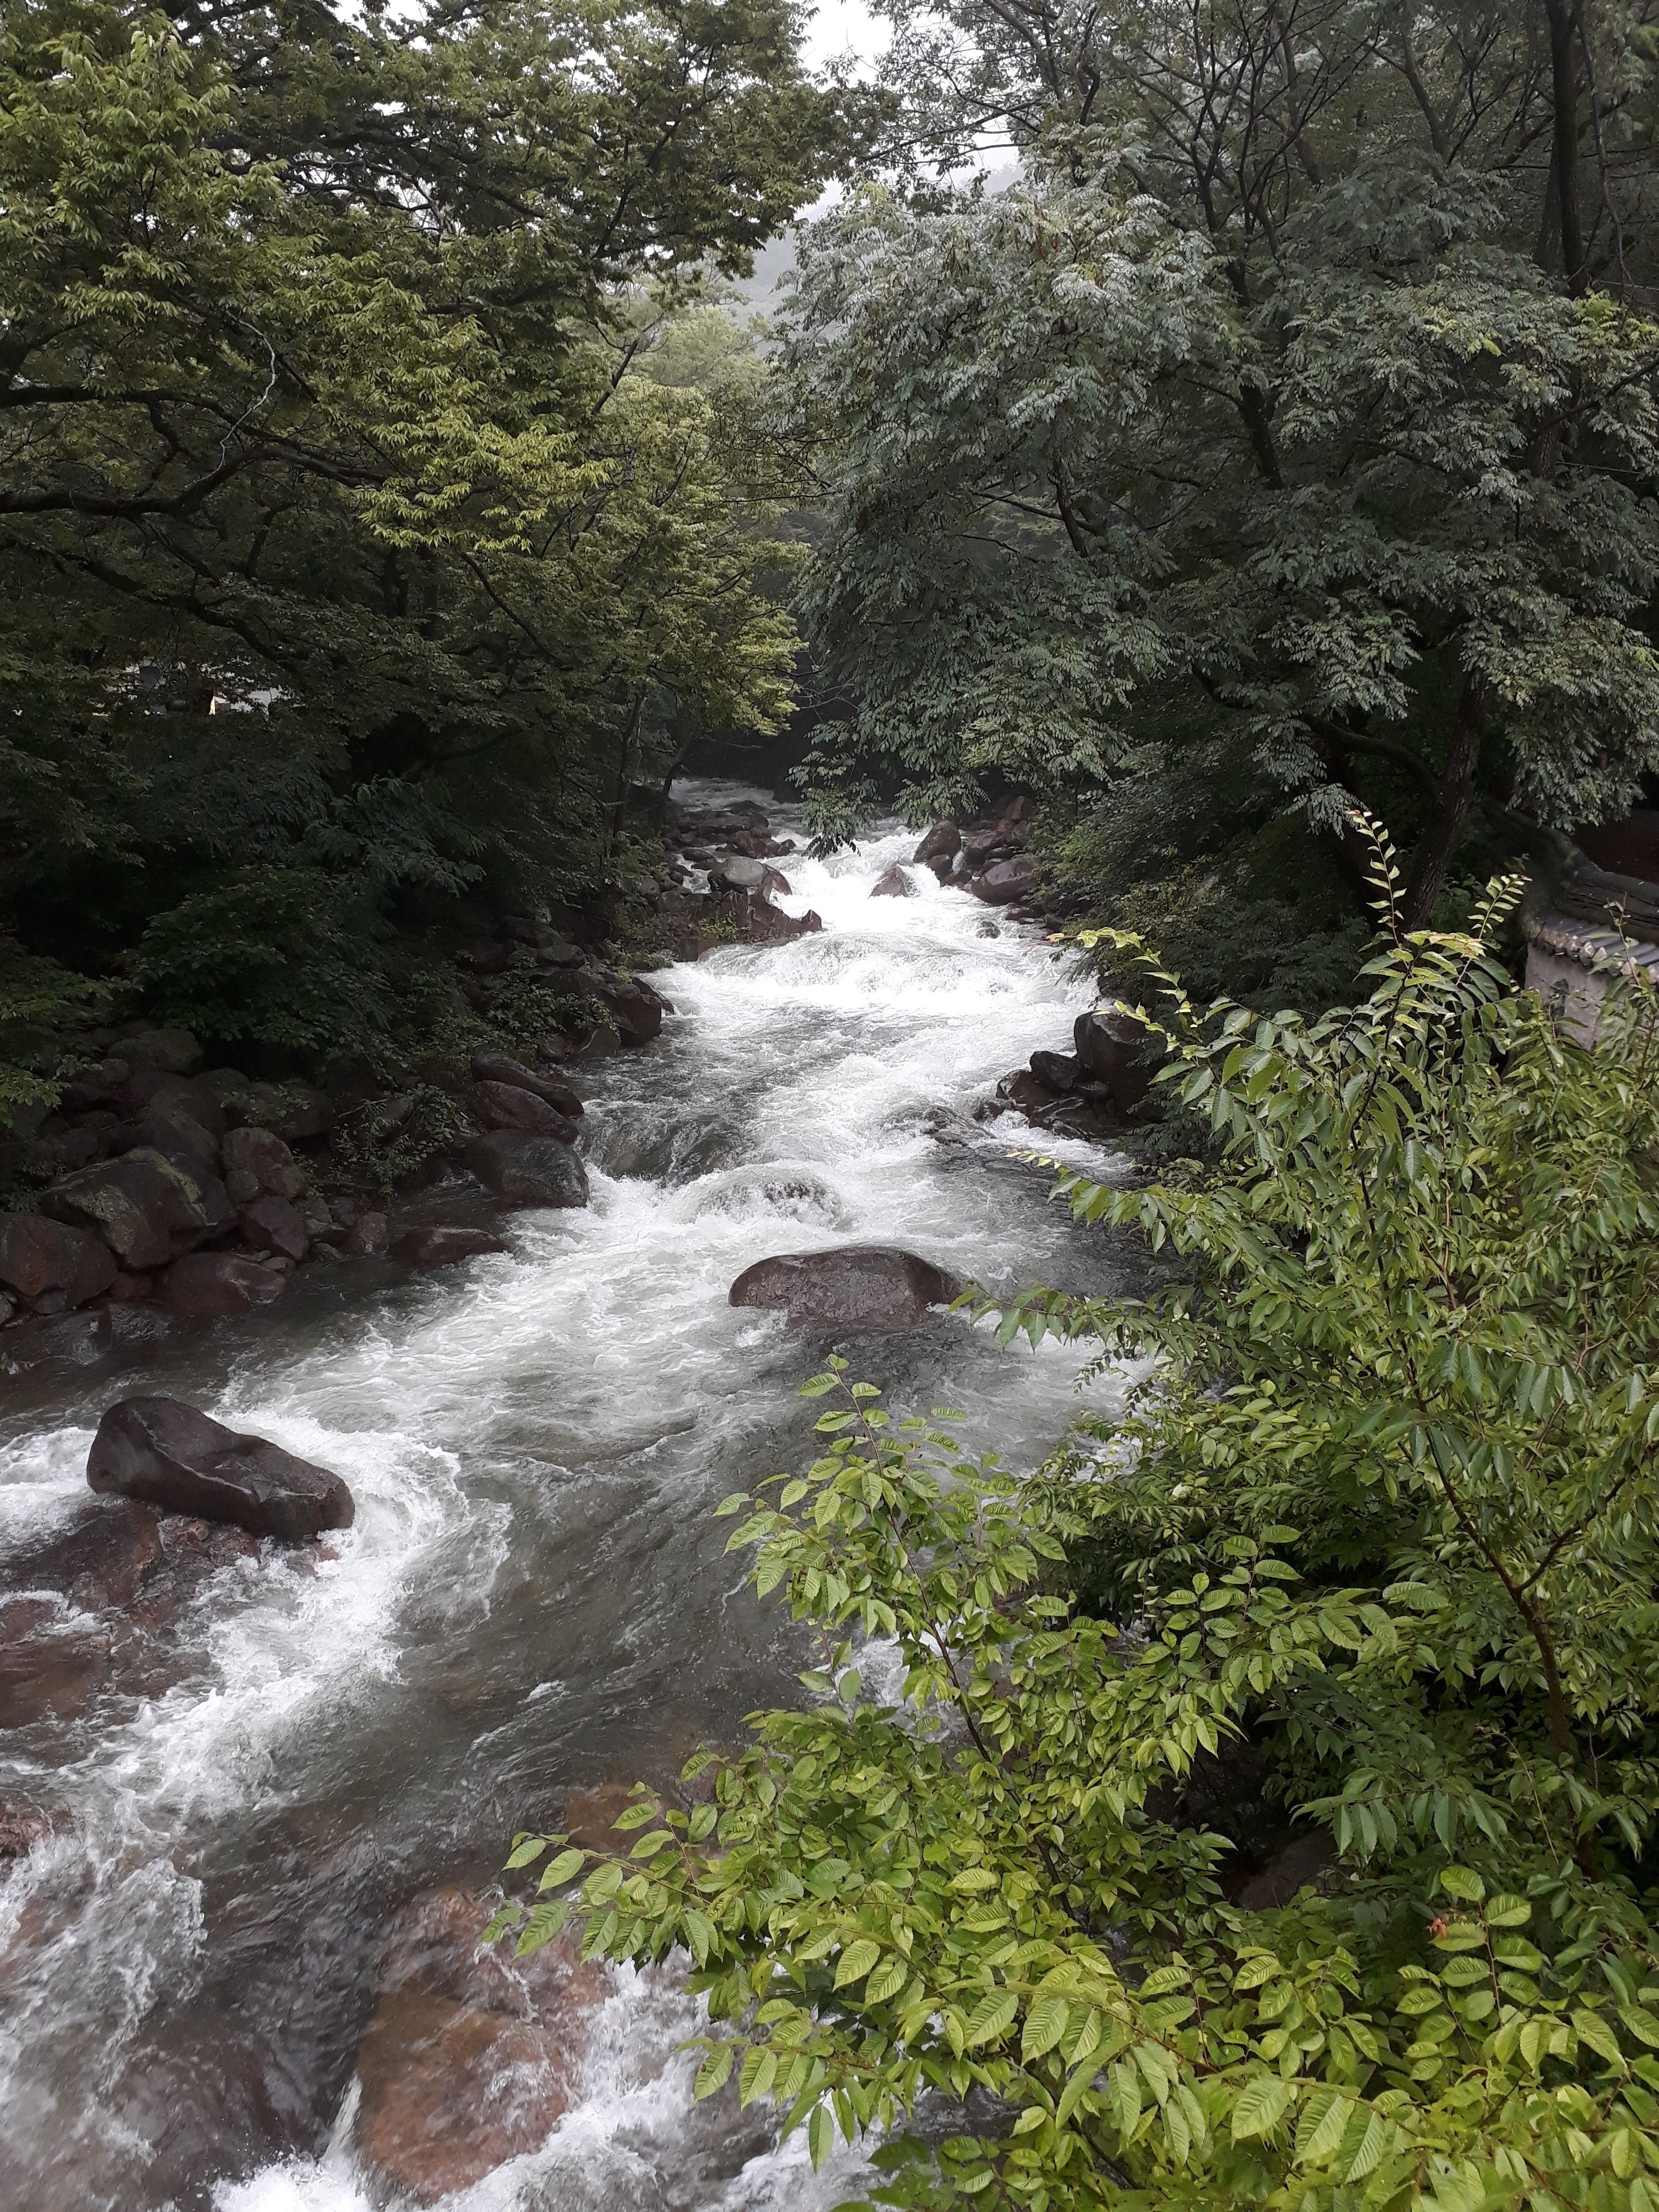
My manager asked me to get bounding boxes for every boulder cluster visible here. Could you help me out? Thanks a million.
[985,1004,1166,1142]
[669,793,824,945]
[0,1002,664,1370]
[905,794,1043,913]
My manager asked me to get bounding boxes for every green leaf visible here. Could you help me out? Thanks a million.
[537,1847,586,1890]
[807,2103,833,2170]
[515,1898,570,1955]
[1344,2108,1391,2181]
[504,1836,548,1869]
[1230,2074,1294,2141]
[866,1955,910,2005]
[694,2044,734,2099]
[964,1989,1019,2046]
[834,1940,883,1989]
[1295,2087,1352,2166]
[1438,1866,1485,1902]
[1023,1994,1071,2060]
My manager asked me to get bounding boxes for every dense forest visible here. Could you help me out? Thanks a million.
[6,0,1658,1124]
[0,0,868,1123]
[9,3,1659,2209]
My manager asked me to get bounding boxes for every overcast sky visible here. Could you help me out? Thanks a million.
[801,0,891,75]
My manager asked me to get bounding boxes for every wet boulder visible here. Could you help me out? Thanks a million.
[870,864,914,898]
[343,1210,390,1257]
[87,1396,355,1539]
[0,1214,117,1307]
[237,1192,309,1261]
[0,1800,57,1859]
[40,1149,221,1269]
[469,1052,583,1119]
[3,1497,166,1613]
[729,1246,962,1332]
[160,1253,288,1317]
[1029,1049,1081,1093]
[464,1132,589,1209]
[707,854,769,893]
[969,856,1036,904]
[220,1126,304,1202]
[463,1081,578,1143]
[0,1307,115,1373]
[730,890,824,944]
[582,971,668,1047]
[394,1225,509,1268]
[913,820,961,880]
[1074,1004,1163,1118]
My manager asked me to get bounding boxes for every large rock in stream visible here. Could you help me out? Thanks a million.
[1074,1003,1163,1118]
[729,1246,962,1332]
[87,1398,355,1540]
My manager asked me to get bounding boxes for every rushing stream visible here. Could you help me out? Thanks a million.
[0,783,1138,2212]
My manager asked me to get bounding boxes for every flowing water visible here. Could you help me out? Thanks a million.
[0,784,1139,2211]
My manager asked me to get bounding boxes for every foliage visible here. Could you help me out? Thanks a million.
[492,824,1659,2209]
[783,1,1659,930]
[329,1085,462,1196]
[0,0,862,1064]
[0,937,104,1115]
[478,977,610,1055]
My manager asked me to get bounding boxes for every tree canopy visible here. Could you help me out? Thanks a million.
[1,0,862,1067]
[783,2,1659,933]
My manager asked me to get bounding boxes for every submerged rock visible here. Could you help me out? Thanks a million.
[870,864,913,898]
[0,1307,115,1372]
[729,1246,962,1332]
[160,1252,288,1316]
[394,1226,509,1268]
[464,1132,589,1209]
[353,1888,607,2204]
[87,1396,355,1540]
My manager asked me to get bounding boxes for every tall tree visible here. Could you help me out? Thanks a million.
[0,0,858,1056]
[784,2,1659,930]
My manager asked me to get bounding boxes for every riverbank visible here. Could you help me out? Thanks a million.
[0,784,1137,2212]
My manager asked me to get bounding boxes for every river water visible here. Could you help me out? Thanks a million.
[0,785,1135,2212]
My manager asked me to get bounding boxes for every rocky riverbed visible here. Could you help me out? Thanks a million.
[0,781,1147,2212]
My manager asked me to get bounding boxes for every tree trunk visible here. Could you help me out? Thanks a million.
[1543,0,1586,295]
[1401,675,1488,930]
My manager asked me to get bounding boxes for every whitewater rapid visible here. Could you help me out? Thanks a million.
[0,784,1135,2210]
